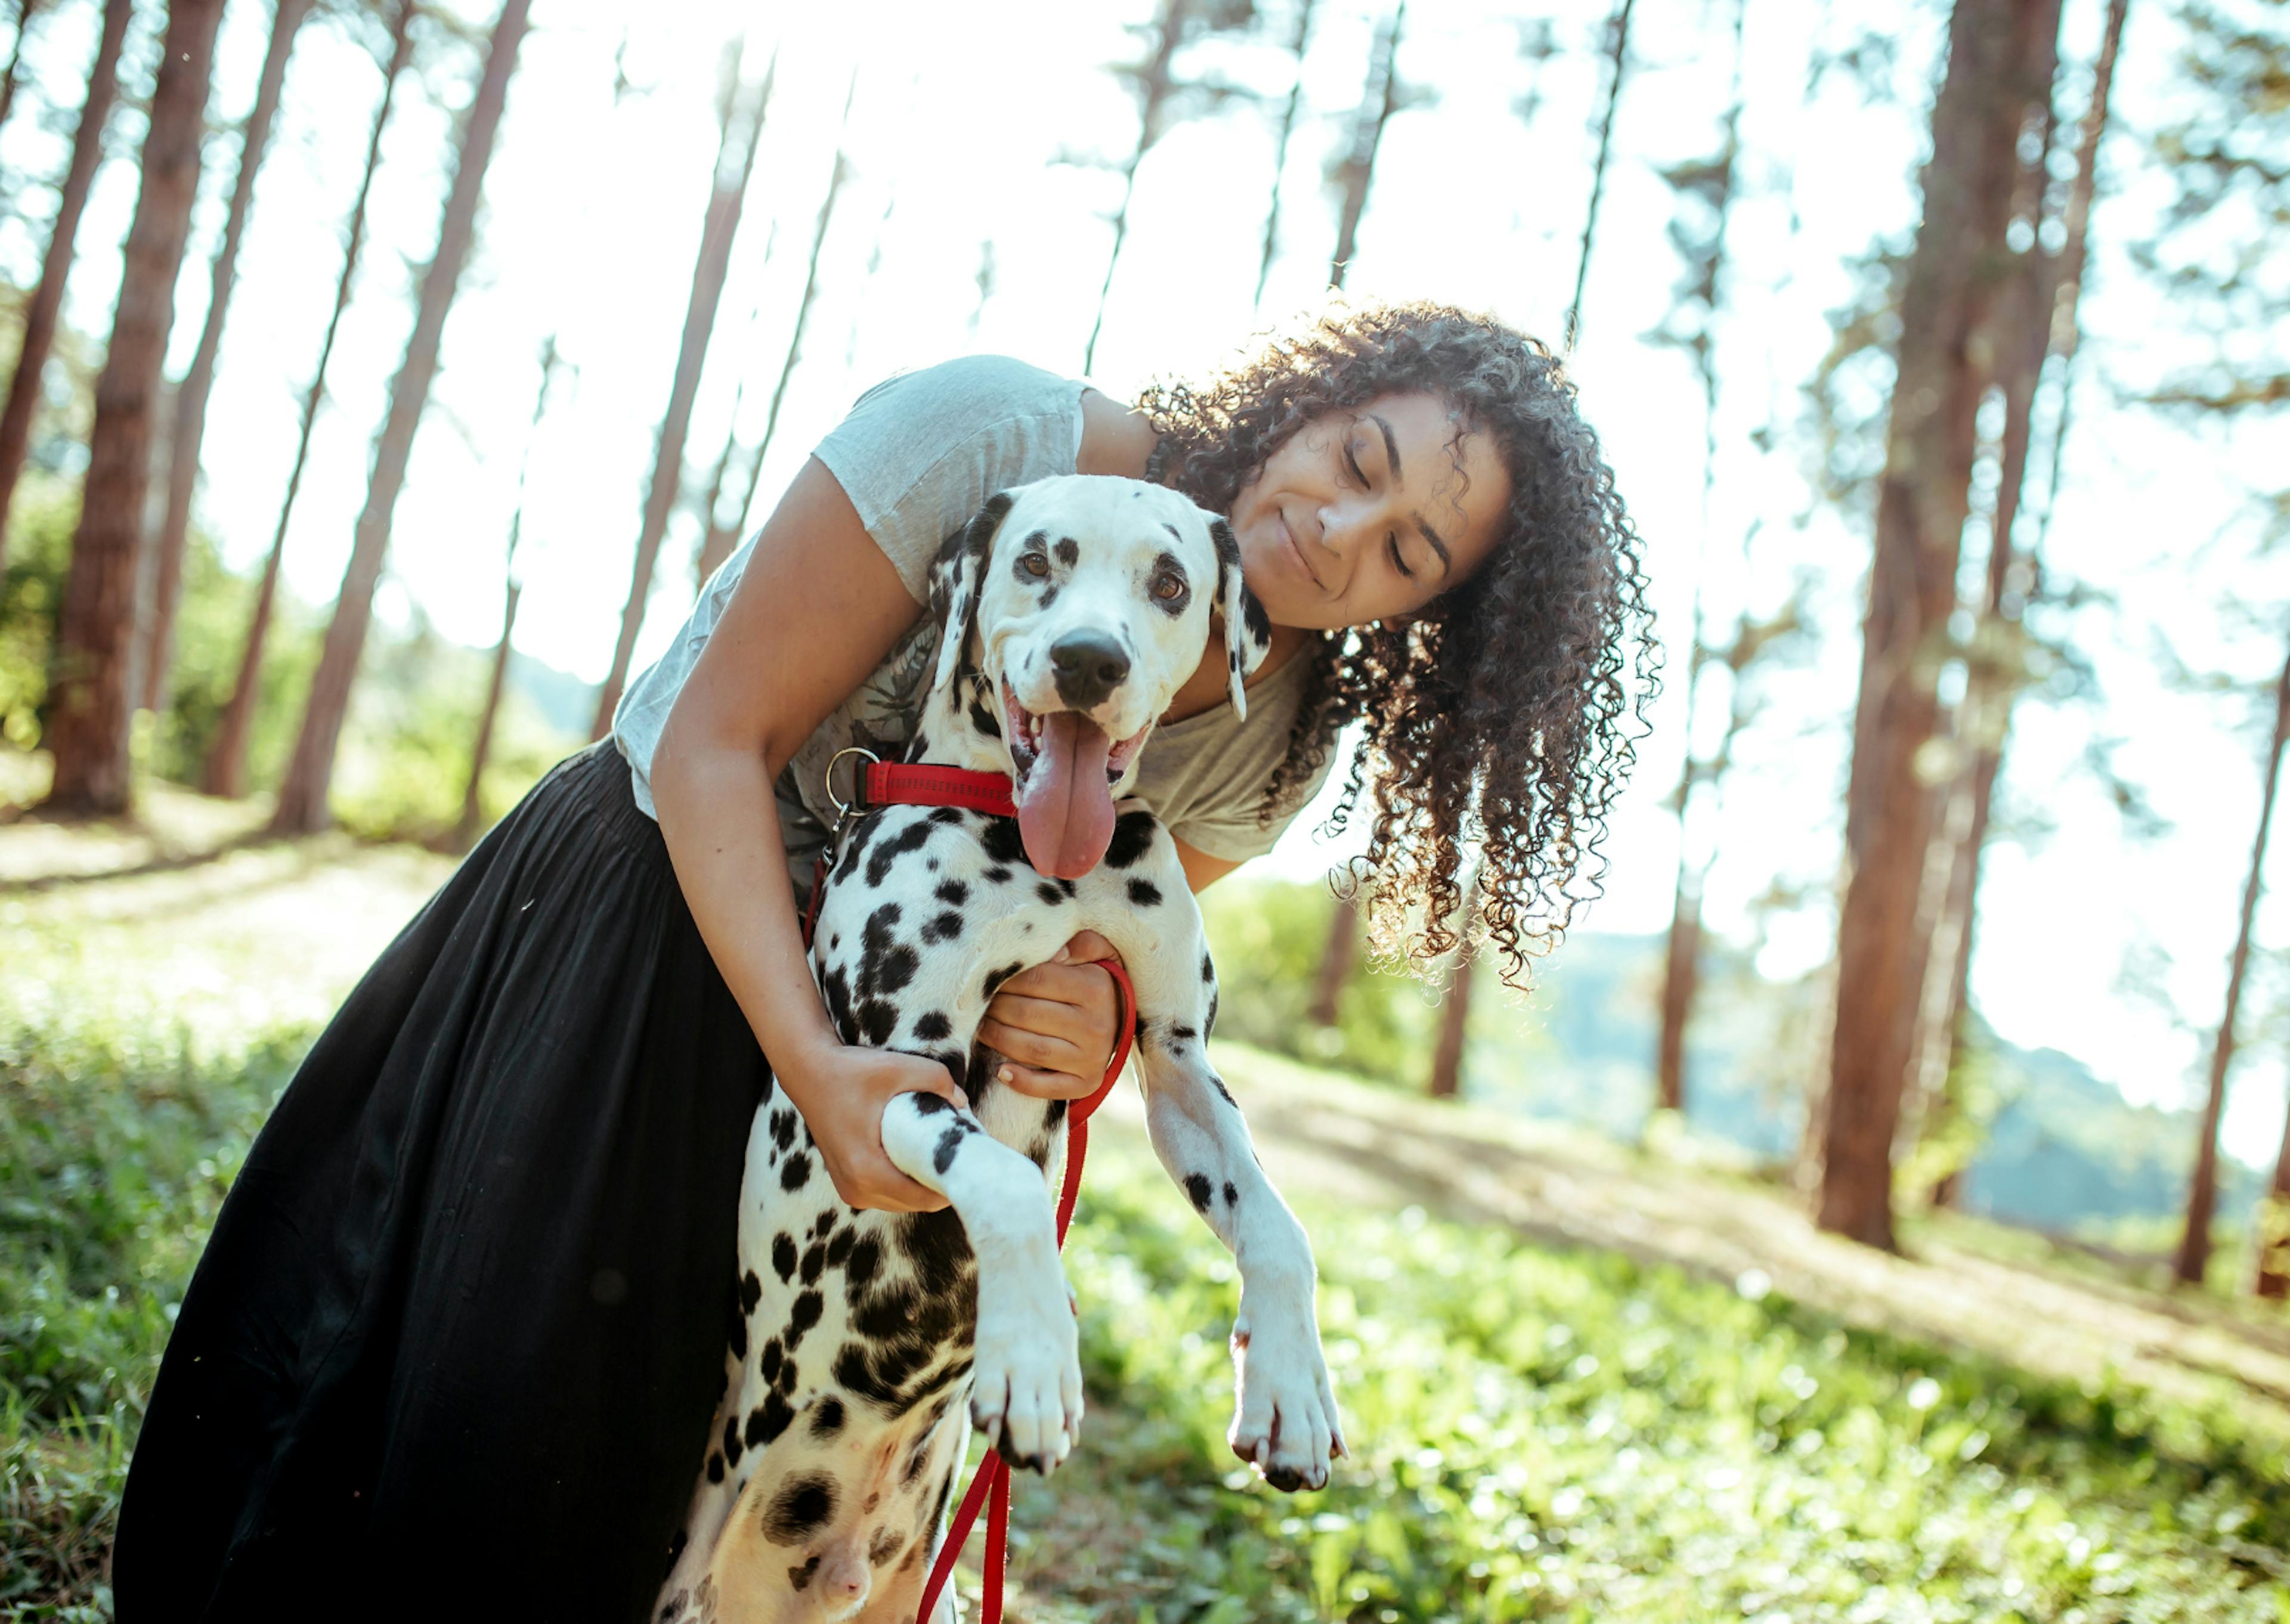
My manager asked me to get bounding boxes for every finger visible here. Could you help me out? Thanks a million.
[977,1018,1085,1074]
[996,1062,1100,1101]
[1060,929,1119,964]
[984,990,1092,1038]
[994,965,1104,1009]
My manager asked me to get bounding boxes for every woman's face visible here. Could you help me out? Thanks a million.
[1225,391,1513,631]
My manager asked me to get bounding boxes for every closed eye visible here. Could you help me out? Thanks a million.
[1344,441,1368,486]
[1387,535,1414,579]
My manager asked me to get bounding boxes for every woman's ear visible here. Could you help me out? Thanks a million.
[929,491,1014,693]
[1211,517,1271,718]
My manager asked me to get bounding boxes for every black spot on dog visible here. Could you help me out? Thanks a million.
[922,910,964,944]
[865,820,935,890]
[929,805,964,825]
[1128,878,1163,907]
[787,1555,820,1592]
[1044,1098,1067,1129]
[1224,1180,1238,1205]
[800,1242,825,1285]
[981,819,1026,866]
[1185,1173,1214,1212]
[723,1416,744,1467]
[770,1109,797,1152]
[1054,535,1079,566]
[1038,581,1059,608]
[968,693,1002,738]
[1171,1024,1197,1042]
[763,1472,838,1546]
[933,1118,975,1174]
[911,1092,953,1117]
[739,1269,763,1315]
[1210,1073,1237,1108]
[706,1451,725,1483]
[935,879,970,906]
[844,1232,882,1291]
[899,1208,974,1296]
[760,1340,783,1386]
[1035,881,1065,906]
[790,1289,824,1341]
[772,1234,797,1284]
[811,1395,846,1438]
[833,815,880,885]
[1201,950,1215,983]
[781,1154,813,1192]
[826,1225,855,1269]
[816,1207,838,1235]
[728,1301,748,1360]
[869,1523,905,1567]
[982,864,1012,885]
[982,962,1025,1000]
[1207,988,1220,1033]
[750,1391,794,1448]
[913,1010,952,1041]
[860,903,918,995]
[1104,810,1157,869]
[779,1355,799,1391]
[1243,591,1271,647]
[1025,1134,1051,1167]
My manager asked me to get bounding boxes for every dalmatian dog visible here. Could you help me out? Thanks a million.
[653,476,1342,1623]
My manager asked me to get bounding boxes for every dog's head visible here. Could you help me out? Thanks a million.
[926,475,1271,878]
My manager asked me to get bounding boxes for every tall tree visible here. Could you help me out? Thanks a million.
[1909,0,2128,1194]
[1818,0,2062,1250]
[1565,0,1638,349]
[1253,0,1316,309]
[1651,0,1749,1117]
[1426,864,1482,1099]
[2177,641,2290,1285]
[205,0,417,799]
[587,41,774,741]
[2259,1049,2290,1296]
[1327,1,1406,289]
[38,0,229,816]
[1082,0,1257,373]
[0,0,132,562]
[452,336,561,850]
[270,0,532,835]
[142,0,315,717]
[685,77,856,613]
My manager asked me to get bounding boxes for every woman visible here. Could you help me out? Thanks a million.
[113,300,1654,1622]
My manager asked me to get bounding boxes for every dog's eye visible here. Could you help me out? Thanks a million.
[1152,571,1187,602]
[1020,554,1050,579]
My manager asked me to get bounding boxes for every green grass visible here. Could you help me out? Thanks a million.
[4,866,2289,1619]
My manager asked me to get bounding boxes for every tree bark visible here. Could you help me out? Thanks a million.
[1327,1,1405,290]
[38,0,228,816]
[1564,0,1636,349]
[2177,640,2290,1286]
[204,0,415,800]
[1253,0,1315,311]
[1656,878,1701,1112]
[141,0,312,717]
[271,0,531,835]
[1819,0,2061,1251]
[1085,1,1188,375]
[1427,869,1478,1098]
[0,0,131,564]
[587,45,773,742]
[1307,891,1360,1026]
[453,337,557,849]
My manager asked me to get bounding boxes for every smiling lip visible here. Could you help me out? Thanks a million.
[1277,509,1325,591]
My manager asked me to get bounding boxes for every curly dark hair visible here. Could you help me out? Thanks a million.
[1137,300,1660,987]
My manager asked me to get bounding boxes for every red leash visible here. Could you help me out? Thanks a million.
[797,752,1134,1623]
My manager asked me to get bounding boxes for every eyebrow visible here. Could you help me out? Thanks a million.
[1367,411,1454,577]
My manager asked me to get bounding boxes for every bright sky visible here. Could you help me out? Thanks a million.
[4,0,2285,1167]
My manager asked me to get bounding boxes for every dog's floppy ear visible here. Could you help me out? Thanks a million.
[929,491,1014,693]
[1211,517,1272,720]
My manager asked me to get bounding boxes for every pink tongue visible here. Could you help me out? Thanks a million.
[1017,711,1116,878]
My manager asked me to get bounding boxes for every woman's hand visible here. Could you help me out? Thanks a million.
[979,931,1127,1100]
[778,1037,968,1214]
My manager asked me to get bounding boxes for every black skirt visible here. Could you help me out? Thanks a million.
[113,742,772,1623]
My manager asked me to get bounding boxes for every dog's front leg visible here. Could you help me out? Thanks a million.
[878,1092,1084,1473]
[1129,1028,1344,1492]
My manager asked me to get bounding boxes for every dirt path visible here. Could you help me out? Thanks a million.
[11,799,2287,1445]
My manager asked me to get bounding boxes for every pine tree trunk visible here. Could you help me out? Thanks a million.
[271,0,531,835]
[38,0,228,816]
[1086,0,1186,374]
[1308,892,1359,1026]
[2255,1068,2290,1298]
[0,0,130,563]
[203,0,414,800]
[0,0,45,156]
[1819,0,2062,1251]
[2178,639,2290,1285]
[588,49,772,742]
[142,0,311,717]
[1328,2,1405,289]
[1565,0,1637,349]
[1253,0,1315,310]
[1656,876,1701,1112]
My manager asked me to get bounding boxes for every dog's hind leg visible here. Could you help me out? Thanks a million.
[878,1092,1082,1473]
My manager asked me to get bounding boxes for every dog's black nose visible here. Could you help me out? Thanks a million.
[1048,630,1131,709]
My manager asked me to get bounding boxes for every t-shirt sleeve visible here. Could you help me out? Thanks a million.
[813,355,1087,605]
[1168,745,1339,864]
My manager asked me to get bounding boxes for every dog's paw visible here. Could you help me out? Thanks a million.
[1227,1296,1342,1492]
[969,1247,1084,1474]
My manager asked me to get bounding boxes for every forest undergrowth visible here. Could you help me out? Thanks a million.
[3,818,2288,1620]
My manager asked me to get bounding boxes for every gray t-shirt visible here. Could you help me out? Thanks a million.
[612,355,1330,898]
